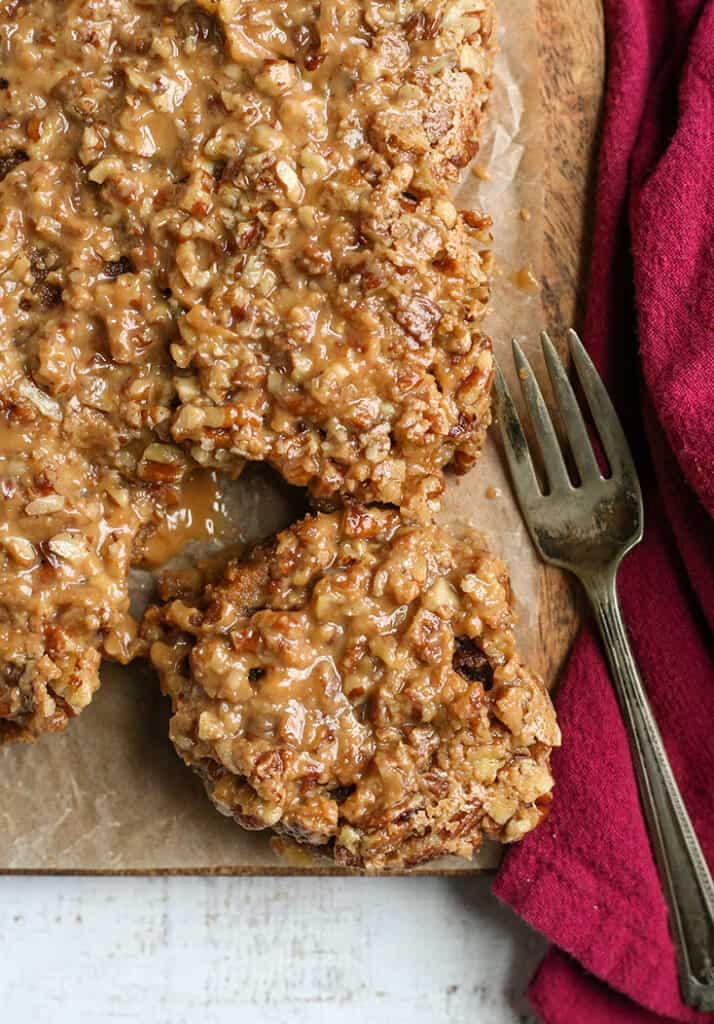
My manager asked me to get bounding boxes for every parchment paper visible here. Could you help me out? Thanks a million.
[0,0,545,874]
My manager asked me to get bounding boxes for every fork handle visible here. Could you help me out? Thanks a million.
[584,569,714,1011]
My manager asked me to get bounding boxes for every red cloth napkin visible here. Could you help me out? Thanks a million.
[493,2,714,1022]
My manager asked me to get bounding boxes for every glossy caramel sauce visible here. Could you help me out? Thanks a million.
[142,471,230,568]
[511,266,540,292]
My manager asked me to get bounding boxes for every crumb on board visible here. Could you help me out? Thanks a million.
[511,267,540,292]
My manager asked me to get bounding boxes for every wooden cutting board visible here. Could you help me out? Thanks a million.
[0,0,605,878]
[535,0,605,690]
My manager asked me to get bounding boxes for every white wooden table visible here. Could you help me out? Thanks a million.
[1,876,544,1022]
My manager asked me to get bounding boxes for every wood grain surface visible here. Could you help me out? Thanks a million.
[535,0,605,688]
[0,875,546,1022]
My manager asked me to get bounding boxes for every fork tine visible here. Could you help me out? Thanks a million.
[492,363,542,505]
[512,340,571,493]
[567,329,639,482]
[540,331,601,484]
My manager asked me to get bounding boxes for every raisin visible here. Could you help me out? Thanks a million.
[452,636,494,690]
[103,255,134,278]
[331,785,356,804]
[28,248,47,282]
[34,283,62,309]
[1,662,23,686]
[248,667,265,683]
[304,51,325,70]
[295,23,324,70]
[0,149,28,183]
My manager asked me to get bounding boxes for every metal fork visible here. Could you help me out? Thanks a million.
[493,329,714,1012]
